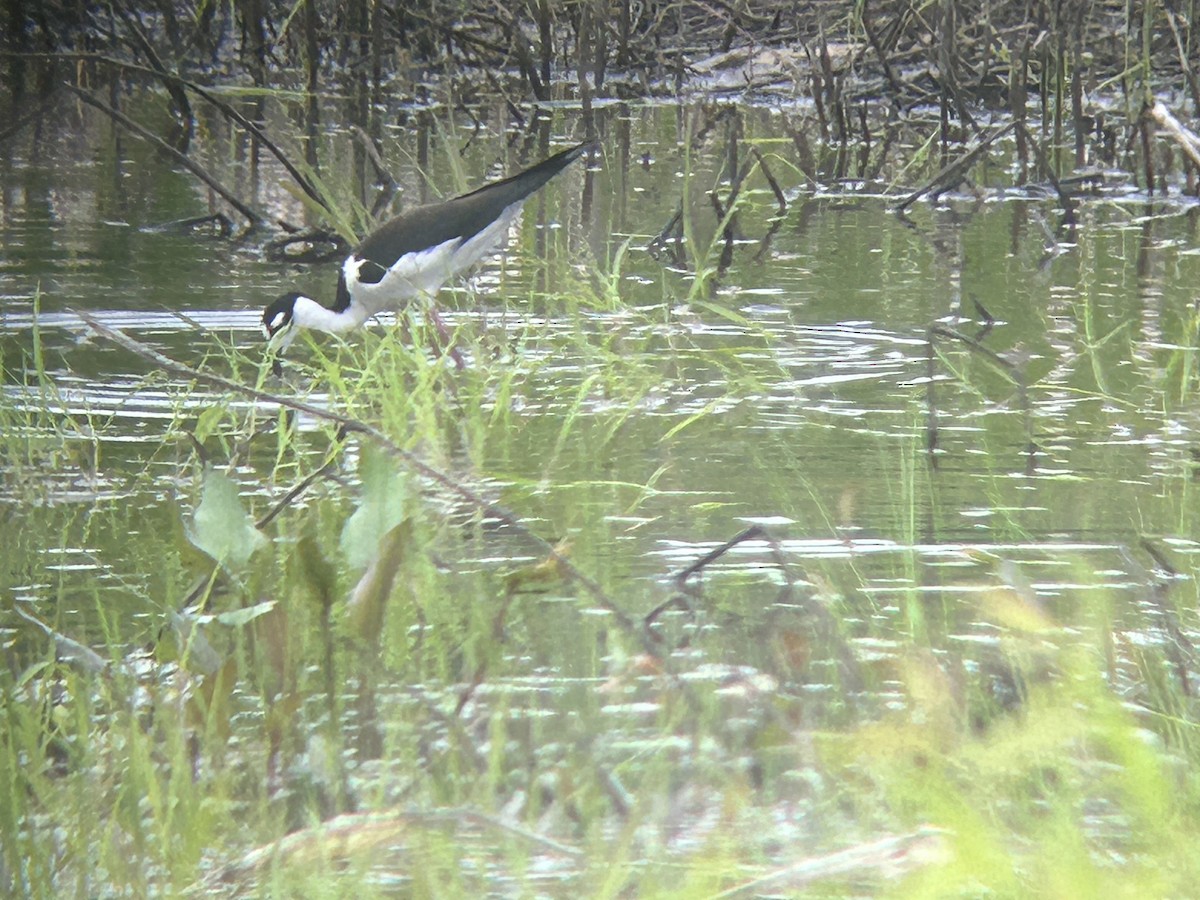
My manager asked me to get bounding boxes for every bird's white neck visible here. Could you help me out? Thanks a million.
[291,295,373,334]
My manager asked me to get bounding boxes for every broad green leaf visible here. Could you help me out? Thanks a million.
[340,446,408,571]
[345,520,412,646]
[216,599,278,628]
[189,468,267,568]
[167,497,218,576]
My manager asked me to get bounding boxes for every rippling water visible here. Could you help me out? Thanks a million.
[3,101,1200,893]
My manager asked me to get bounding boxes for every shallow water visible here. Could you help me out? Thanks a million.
[4,107,1195,600]
[5,106,1200,632]
[3,97,1200,891]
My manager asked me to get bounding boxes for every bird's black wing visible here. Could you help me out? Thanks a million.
[351,142,592,286]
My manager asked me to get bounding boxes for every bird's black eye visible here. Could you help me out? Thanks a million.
[264,309,290,336]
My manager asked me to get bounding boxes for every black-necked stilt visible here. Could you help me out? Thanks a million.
[262,140,594,349]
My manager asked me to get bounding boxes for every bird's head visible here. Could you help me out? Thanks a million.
[262,292,307,345]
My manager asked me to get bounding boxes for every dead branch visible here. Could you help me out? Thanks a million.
[893,121,1015,211]
[928,323,1037,465]
[750,146,787,216]
[1147,101,1200,172]
[64,83,262,228]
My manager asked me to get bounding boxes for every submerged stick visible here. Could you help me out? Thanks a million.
[929,323,1037,462]
[1013,122,1077,222]
[709,190,735,273]
[29,52,326,215]
[642,525,770,652]
[750,146,787,215]
[647,204,684,264]
[205,804,581,888]
[64,83,261,227]
[893,121,1015,211]
[14,605,115,676]
[76,313,640,641]
[256,460,337,530]
[673,525,765,588]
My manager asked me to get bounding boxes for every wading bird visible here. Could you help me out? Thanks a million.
[261,141,594,351]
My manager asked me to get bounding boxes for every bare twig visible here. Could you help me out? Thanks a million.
[971,296,995,341]
[674,525,765,589]
[893,121,1015,211]
[111,1,193,152]
[1126,542,1196,697]
[64,83,261,227]
[750,146,787,215]
[928,323,1036,463]
[928,324,1022,379]
[1013,122,1077,221]
[41,52,326,213]
[351,124,398,193]
[786,123,818,185]
[643,525,769,652]
[861,0,907,109]
[256,460,337,529]
[1163,7,1200,118]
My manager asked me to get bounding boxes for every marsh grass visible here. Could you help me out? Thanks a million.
[7,330,1200,896]
[7,124,1200,898]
